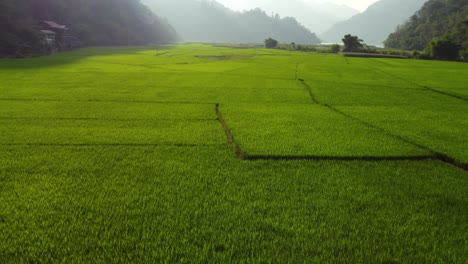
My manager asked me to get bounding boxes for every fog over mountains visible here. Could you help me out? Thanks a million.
[320,0,428,45]
[143,0,321,44]
[216,0,359,34]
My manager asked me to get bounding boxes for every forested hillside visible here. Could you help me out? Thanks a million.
[0,0,177,55]
[385,0,468,51]
[142,0,321,44]
[320,0,427,45]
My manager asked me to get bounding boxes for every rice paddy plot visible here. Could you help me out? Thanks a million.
[305,80,463,108]
[0,100,217,120]
[220,103,430,158]
[0,101,224,146]
[0,145,466,263]
[367,58,468,99]
[0,44,467,263]
[297,53,420,89]
[339,105,468,165]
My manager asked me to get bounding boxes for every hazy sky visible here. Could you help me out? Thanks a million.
[216,0,380,12]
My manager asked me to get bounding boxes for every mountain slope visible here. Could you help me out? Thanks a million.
[385,0,468,50]
[219,0,359,34]
[0,0,177,55]
[142,0,321,44]
[320,0,427,45]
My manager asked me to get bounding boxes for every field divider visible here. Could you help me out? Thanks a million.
[246,155,437,162]
[298,80,320,104]
[0,143,224,147]
[422,86,468,102]
[298,78,468,171]
[215,103,245,160]
[0,117,218,122]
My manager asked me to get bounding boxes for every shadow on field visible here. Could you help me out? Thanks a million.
[0,45,176,69]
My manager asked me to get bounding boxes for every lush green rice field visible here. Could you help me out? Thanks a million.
[0,44,467,263]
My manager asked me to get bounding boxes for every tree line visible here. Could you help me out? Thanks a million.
[385,0,468,60]
[0,0,177,56]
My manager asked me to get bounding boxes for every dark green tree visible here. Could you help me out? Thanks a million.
[426,35,462,60]
[342,34,363,52]
[264,37,278,48]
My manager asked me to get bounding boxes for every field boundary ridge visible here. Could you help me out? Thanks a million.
[216,103,245,160]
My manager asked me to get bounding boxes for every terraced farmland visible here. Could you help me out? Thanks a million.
[0,45,467,263]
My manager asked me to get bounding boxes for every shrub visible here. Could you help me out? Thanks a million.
[425,35,462,60]
[329,44,340,53]
[264,37,278,49]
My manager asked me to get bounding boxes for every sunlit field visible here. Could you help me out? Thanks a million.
[0,44,467,263]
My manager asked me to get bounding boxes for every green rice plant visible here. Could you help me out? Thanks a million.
[0,44,467,263]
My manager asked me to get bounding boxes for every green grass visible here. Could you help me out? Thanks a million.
[0,44,467,263]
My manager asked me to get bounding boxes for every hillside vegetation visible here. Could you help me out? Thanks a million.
[385,0,468,51]
[0,0,177,55]
[320,0,427,45]
[142,0,321,44]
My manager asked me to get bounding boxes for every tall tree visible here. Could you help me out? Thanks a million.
[342,34,363,52]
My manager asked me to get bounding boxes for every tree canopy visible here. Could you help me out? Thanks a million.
[264,38,278,49]
[342,34,363,52]
[385,0,468,52]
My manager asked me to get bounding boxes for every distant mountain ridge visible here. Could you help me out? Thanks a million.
[224,0,359,34]
[142,0,321,44]
[320,0,428,45]
[385,0,468,51]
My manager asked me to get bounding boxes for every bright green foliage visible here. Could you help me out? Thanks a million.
[0,45,467,263]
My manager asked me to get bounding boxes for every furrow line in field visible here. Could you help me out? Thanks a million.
[0,117,218,122]
[155,51,170,56]
[0,98,215,105]
[246,155,437,161]
[298,79,468,171]
[422,86,468,102]
[215,103,245,160]
[0,143,223,147]
[371,67,468,102]
[298,80,320,104]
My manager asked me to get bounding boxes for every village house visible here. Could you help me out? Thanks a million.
[37,20,82,52]
[39,30,56,44]
[38,20,67,43]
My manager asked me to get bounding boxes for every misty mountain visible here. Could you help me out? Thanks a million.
[238,0,359,34]
[385,0,468,51]
[320,0,427,46]
[0,0,177,55]
[142,0,321,44]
